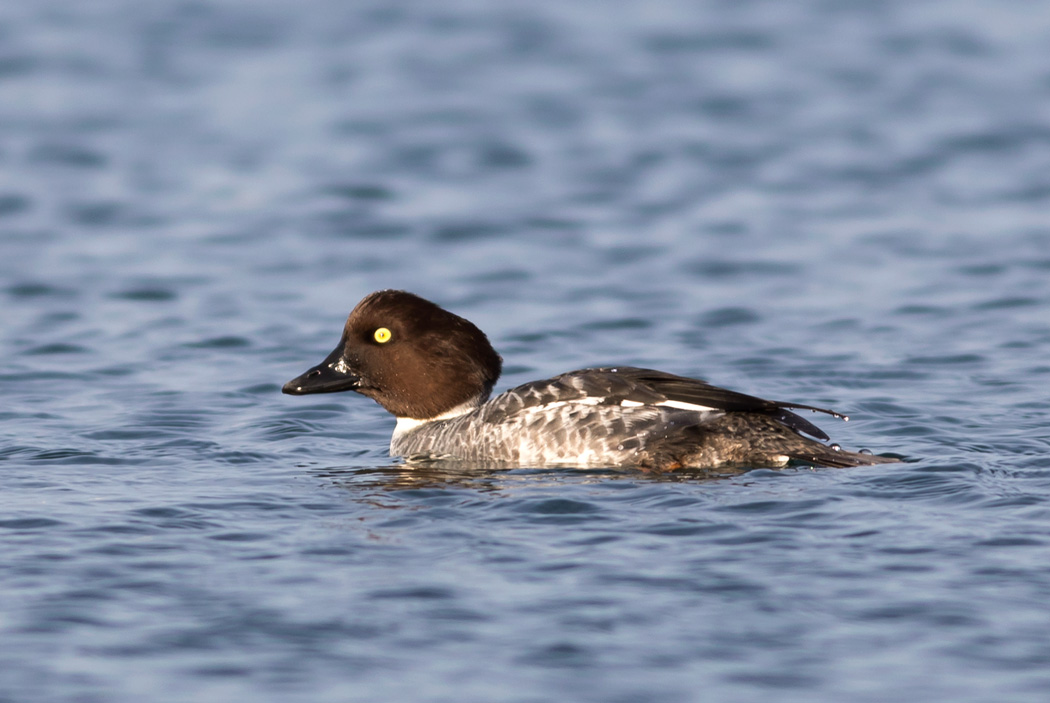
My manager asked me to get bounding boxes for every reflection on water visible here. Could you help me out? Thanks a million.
[313,461,765,495]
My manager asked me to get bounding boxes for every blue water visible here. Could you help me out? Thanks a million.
[3,1,1050,701]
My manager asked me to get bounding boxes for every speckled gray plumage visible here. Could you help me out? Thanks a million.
[391,368,895,470]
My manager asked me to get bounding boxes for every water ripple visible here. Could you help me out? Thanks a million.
[2,2,1050,703]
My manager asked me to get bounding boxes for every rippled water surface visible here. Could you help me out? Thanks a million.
[4,1,1050,701]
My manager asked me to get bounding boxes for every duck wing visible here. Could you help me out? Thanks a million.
[540,366,846,441]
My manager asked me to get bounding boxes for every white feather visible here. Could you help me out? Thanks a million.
[620,399,716,412]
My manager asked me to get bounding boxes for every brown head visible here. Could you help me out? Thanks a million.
[282,290,503,419]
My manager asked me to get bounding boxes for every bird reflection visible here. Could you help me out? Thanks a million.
[311,456,757,495]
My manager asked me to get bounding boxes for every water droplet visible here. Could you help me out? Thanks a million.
[830,443,841,451]
[859,448,873,455]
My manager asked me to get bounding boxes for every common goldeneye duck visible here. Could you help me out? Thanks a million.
[282,289,899,471]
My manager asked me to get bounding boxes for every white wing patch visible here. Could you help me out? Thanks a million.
[522,397,718,413]
[621,399,717,412]
[521,397,605,414]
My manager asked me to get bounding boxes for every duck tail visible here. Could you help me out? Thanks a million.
[788,446,901,468]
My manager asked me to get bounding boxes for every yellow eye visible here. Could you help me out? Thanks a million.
[374,327,392,343]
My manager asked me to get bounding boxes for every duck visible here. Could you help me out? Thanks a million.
[283,290,899,471]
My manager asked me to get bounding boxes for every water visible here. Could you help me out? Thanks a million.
[3,0,1050,701]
